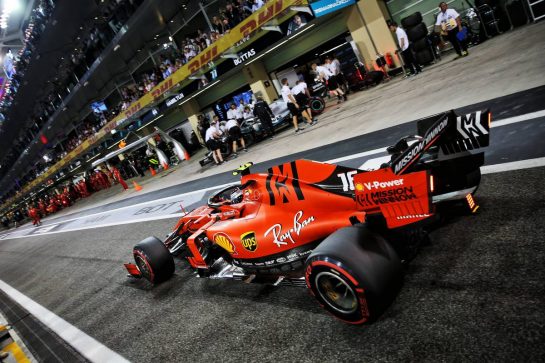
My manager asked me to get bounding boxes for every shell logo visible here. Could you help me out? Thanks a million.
[213,233,236,254]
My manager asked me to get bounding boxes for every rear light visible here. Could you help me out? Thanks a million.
[429,175,434,193]
[488,112,492,128]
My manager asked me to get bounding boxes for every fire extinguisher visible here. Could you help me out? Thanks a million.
[385,52,394,67]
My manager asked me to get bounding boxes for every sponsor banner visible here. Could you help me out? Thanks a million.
[354,169,432,228]
[310,0,355,18]
[3,0,307,209]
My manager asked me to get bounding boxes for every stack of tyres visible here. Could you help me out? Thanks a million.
[401,12,434,65]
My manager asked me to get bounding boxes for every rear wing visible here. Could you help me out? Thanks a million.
[353,168,431,229]
[391,109,490,175]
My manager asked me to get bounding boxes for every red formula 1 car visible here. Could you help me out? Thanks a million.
[125,109,491,324]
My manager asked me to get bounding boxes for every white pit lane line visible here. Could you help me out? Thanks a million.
[1,109,543,241]
[0,280,130,363]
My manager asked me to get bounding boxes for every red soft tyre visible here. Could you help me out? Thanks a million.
[305,225,402,324]
[133,236,175,284]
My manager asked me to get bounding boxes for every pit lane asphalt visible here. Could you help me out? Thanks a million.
[0,166,543,362]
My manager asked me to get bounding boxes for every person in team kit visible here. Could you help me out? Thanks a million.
[281,78,315,134]
[225,118,247,157]
[312,62,346,103]
[435,1,468,57]
[242,105,253,120]
[205,118,224,165]
[27,204,41,226]
[328,55,348,93]
[109,165,128,190]
[253,95,275,139]
[291,80,317,123]
[389,21,422,76]
[237,99,248,116]
[227,103,243,123]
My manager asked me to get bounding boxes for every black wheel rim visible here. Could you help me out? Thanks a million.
[315,271,358,314]
[135,254,152,280]
[311,100,324,111]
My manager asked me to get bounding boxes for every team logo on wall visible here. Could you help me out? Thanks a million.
[241,231,258,252]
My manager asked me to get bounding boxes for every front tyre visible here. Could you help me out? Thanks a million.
[133,236,175,284]
[305,225,402,324]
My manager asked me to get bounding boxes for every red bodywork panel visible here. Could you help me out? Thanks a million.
[172,160,432,270]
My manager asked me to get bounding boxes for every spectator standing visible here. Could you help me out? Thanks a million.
[434,2,468,57]
[238,0,253,17]
[222,18,231,33]
[251,0,264,12]
[225,3,241,26]
[253,95,275,139]
[389,22,422,76]
[212,16,225,34]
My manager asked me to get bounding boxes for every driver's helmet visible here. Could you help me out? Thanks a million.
[230,188,243,204]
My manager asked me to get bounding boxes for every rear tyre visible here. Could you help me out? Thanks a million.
[415,49,434,65]
[305,225,402,324]
[133,236,175,284]
[401,12,422,29]
[412,37,429,52]
[407,22,428,42]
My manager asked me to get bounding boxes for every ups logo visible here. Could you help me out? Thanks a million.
[241,231,258,252]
